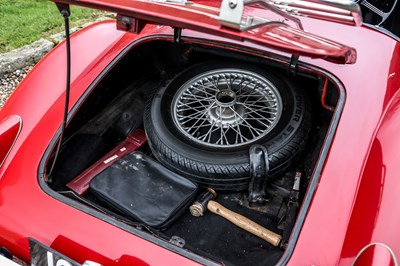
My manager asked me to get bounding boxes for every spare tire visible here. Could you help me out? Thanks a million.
[144,62,312,191]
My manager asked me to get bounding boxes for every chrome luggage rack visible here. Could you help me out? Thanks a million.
[219,0,362,31]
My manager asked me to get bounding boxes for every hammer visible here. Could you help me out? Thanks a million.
[189,188,282,247]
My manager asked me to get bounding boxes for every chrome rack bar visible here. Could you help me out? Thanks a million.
[219,0,362,32]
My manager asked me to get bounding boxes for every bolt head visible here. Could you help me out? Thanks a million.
[229,0,237,8]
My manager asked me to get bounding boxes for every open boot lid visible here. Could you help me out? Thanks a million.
[52,0,361,64]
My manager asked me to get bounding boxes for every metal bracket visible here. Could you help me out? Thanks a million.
[173,27,182,43]
[219,0,303,31]
[247,144,270,207]
[169,236,186,247]
[55,3,70,16]
[288,55,299,76]
[220,0,245,29]
[281,171,301,248]
[116,14,147,34]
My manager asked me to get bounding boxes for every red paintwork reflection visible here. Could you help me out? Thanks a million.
[384,43,400,109]
[249,23,356,63]
[0,115,21,169]
[341,138,384,257]
[339,85,400,263]
[53,0,356,64]
[353,243,396,266]
[51,235,150,265]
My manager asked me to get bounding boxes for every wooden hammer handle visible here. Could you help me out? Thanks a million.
[207,200,282,247]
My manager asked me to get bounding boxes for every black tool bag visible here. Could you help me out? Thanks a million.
[89,152,198,229]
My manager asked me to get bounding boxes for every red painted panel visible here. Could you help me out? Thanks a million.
[353,243,396,266]
[0,13,399,266]
[0,115,22,169]
[53,0,356,63]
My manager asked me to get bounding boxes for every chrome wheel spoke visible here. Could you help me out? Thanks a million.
[173,69,283,147]
[239,101,277,114]
[198,120,218,142]
[186,102,216,131]
[229,106,264,137]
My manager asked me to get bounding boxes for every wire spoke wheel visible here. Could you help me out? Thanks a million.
[144,62,311,191]
[172,69,283,148]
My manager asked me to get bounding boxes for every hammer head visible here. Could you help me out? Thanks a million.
[189,188,217,217]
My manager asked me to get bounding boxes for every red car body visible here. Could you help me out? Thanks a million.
[0,1,399,265]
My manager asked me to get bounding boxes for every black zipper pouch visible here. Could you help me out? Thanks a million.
[89,151,198,229]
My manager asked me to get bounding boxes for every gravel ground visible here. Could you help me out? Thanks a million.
[0,65,33,108]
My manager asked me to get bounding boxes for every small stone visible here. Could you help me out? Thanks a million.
[0,64,34,108]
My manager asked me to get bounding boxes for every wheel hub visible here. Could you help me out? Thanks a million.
[208,90,246,128]
[215,90,237,107]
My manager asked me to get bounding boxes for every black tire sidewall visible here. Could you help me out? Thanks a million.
[144,62,310,189]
